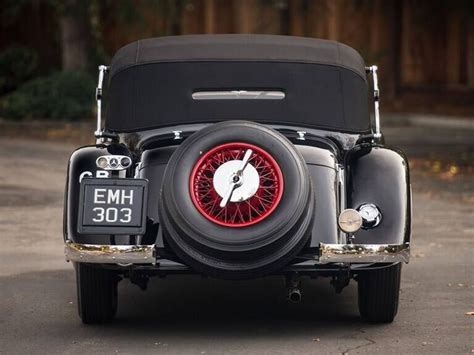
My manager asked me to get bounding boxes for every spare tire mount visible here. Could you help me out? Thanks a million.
[159,121,315,279]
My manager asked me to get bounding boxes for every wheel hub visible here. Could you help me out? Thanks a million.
[213,160,260,203]
[190,142,284,227]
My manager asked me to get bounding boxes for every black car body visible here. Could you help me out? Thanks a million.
[64,35,411,324]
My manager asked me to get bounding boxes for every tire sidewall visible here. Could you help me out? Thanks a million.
[161,121,310,249]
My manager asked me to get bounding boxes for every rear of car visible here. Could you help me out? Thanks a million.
[63,35,411,324]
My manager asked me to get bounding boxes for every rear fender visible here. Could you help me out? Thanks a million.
[345,144,411,245]
[63,144,132,244]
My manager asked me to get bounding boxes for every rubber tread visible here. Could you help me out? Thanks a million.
[76,263,118,324]
[357,262,402,323]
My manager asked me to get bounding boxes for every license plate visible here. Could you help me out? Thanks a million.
[78,178,148,235]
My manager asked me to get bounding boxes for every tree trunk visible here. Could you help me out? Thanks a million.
[59,0,89,71]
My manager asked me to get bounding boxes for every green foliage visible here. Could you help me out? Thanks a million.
[0,46,38,94]
[1,71,95,120]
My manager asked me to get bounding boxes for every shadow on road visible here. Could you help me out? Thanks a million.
[2,269,369,336]
[116,273,361,326]
[2,269,386,353]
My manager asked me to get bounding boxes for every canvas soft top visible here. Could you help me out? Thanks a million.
[109,34,367,80]
[105,35,371,133]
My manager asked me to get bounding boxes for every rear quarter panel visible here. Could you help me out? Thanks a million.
[63,144,132,244]
[345,144,411,245]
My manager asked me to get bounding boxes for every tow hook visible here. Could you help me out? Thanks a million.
[286,273,302,303]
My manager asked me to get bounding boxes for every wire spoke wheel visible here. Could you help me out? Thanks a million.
[190,142,284,227]
[160,121,314,279]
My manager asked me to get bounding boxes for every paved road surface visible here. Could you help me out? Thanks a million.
[0,124,472,354]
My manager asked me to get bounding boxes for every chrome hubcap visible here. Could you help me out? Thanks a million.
[213,160,260,203]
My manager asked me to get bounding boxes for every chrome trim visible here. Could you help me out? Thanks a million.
[94,65,109,140]
[213,152,259,206]
[296,131,306,140]
[319,243,410,264]
[173,130,183,140]
[96,155,131,171]
[336,164,346,243]
[357,203,382,229]
[192,90,285,100]
[65,241,156,264]
[366,65,381,139]
[134,161,143,178]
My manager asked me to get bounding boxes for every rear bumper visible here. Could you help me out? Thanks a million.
[64,241,156,264]
[319,243,410,264]
[65,241,409,266]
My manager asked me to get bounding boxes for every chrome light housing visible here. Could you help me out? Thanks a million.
[358,203,382,229]
[95,155,132,171]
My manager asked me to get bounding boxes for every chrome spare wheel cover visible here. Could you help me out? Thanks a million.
[213,160,260,202]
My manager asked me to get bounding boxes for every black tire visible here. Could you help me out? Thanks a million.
[75,263,119,324]
[357,263,402,323]
[159,121,314,279]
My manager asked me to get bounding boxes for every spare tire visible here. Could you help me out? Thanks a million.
[159,121,314,279]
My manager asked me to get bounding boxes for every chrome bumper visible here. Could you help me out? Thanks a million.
[319,243,410,264]
[64,241,409,266]
[64,241,156,264]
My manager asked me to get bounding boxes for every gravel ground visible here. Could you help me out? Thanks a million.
[0,121,472,354]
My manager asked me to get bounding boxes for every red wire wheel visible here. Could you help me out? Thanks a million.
[159,121,314,279]
[190,142,284,227]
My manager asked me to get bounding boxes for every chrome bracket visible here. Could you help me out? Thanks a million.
[346,233,355,244]
[95,65,110,140]
[366,65,382,140]
[296,131,306,141]
[173,130,183,140]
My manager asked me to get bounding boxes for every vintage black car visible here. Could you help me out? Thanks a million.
[64,35,411,324]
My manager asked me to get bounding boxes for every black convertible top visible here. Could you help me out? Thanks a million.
[110,35,367,79]
[106,35,371,133]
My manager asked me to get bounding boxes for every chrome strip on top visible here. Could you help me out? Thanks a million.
[65,241,155,264]
[319,243,410,264]
[192,90,285,100]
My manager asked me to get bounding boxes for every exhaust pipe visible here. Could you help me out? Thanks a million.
[286,272,302,303]
[288,287,302,303]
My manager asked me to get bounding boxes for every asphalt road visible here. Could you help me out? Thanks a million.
[0,123,473,354]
